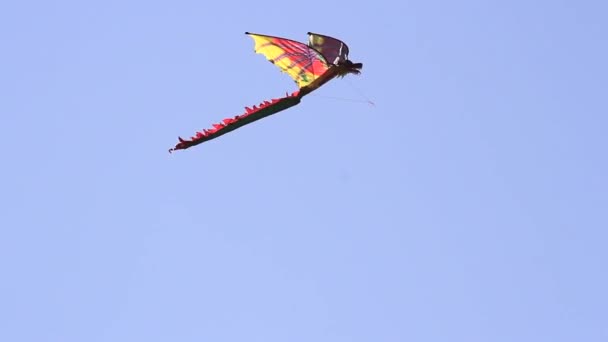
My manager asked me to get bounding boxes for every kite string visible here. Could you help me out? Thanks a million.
[309,80,376,106]
[344,78,376,106]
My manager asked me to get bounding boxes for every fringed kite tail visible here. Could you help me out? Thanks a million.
[169,91,302,152]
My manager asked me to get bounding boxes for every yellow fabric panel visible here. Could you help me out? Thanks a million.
[247,33,328,88]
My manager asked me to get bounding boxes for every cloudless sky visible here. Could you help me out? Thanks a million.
[2,1,607,341]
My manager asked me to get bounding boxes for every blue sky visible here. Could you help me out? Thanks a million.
[2,1,607,341]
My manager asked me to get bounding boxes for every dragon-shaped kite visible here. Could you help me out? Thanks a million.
[169,32,363,152]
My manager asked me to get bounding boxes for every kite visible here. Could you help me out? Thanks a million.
[169,32,363,152]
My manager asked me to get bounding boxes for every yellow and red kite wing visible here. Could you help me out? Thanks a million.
[246,32,329,88]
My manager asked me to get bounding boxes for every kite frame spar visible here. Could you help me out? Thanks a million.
[169,32,362,152]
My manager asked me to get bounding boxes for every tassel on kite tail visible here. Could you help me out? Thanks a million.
[169,91,301,152]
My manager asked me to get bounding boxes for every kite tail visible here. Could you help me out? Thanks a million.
[169,91,302,152]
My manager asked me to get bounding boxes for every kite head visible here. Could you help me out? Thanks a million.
[335,59,363,77]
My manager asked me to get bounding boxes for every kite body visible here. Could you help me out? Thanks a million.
[170,32,362,152]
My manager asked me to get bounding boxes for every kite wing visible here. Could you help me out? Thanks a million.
[308,32,350,65]
[246,32,329,88]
